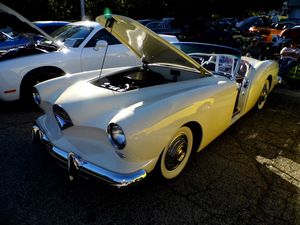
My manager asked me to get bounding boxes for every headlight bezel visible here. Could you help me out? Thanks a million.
[107,123,126,150]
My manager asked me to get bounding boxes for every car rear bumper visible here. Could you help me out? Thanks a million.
[278,76,282,85]
[32,121,147,187]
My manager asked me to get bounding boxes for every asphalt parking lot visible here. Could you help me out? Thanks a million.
[1,85,299,225]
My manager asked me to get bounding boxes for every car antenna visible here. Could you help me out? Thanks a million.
[99,8,114,78]
[98,41,109,78]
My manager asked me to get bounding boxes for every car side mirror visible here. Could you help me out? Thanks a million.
[94,40,108,51]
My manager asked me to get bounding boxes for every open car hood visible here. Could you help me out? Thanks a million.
[96,14,207,74]
[0,3,58,47]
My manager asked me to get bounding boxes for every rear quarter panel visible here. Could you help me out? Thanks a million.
[242,57,279,114]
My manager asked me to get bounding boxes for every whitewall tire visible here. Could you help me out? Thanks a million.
[160,126,193,179]
[257,80,270,110]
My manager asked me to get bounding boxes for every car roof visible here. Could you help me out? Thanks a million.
[68,20,101,28]
[33,21,70,25]
[159,34,179,42]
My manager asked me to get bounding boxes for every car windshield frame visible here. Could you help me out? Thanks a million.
[172,42,241,78]
[188,52,240,78]
[50,24,94,48]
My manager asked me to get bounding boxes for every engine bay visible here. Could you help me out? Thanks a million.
[94,68,170,92]
[0,43,57,61]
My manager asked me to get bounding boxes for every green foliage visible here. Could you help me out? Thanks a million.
[1,0,284,22]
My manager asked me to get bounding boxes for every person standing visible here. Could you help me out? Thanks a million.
[278,41,300,77]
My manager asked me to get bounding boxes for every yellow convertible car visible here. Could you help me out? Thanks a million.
[32,14,280,187]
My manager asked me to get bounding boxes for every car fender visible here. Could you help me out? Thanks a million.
[109,79,237,163]
[242,58,279,113]
[0,49,80,101]
[36,66,134,106]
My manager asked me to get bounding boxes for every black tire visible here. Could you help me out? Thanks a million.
[20,70,63,106]
[21,76,40,106]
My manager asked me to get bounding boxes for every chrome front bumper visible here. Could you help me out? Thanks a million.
[32,122,147,187]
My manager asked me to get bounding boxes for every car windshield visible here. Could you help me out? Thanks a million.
[172,42,241,77]
[50,25,93,47]
[188,53,240,77]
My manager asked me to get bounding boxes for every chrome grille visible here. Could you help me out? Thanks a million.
[53,104,73,130]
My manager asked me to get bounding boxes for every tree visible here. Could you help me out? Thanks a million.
[1,0,284,22]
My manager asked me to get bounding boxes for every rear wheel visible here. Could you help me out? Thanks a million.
[257,79,270,110]
[159,126,193,179]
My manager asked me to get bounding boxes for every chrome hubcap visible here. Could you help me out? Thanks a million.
[258,85,268,106]
[165,135,187,170]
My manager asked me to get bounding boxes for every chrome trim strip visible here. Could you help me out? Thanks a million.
[32,121,147,187]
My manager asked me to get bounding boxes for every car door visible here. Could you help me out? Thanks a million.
[233,59,252,117]
[80,29,140,71]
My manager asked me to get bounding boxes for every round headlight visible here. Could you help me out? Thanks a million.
[32,87,41,105]
[107,123,126,149]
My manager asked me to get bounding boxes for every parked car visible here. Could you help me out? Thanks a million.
[32,14,280,187]
[212,17,239,27]
[33,21,70,35]
[236,15,273,32]
[159,34,179,43]
[237,16,297,44]
[179,17,263,56]
[145,21,162,30]
[267,26,300,59]
[0,29,32,50]
[146,17,182,36]
[137,19,157,26]
[248,20,298,43]
[0,3,141,103]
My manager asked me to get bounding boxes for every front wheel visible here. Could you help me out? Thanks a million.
[21,77,41,105]
[257,80,270,110]
[20,70,63,106]
[159,126,193,179]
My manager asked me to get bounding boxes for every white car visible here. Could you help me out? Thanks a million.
[32,14,280,187]
[0,3,140,102]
